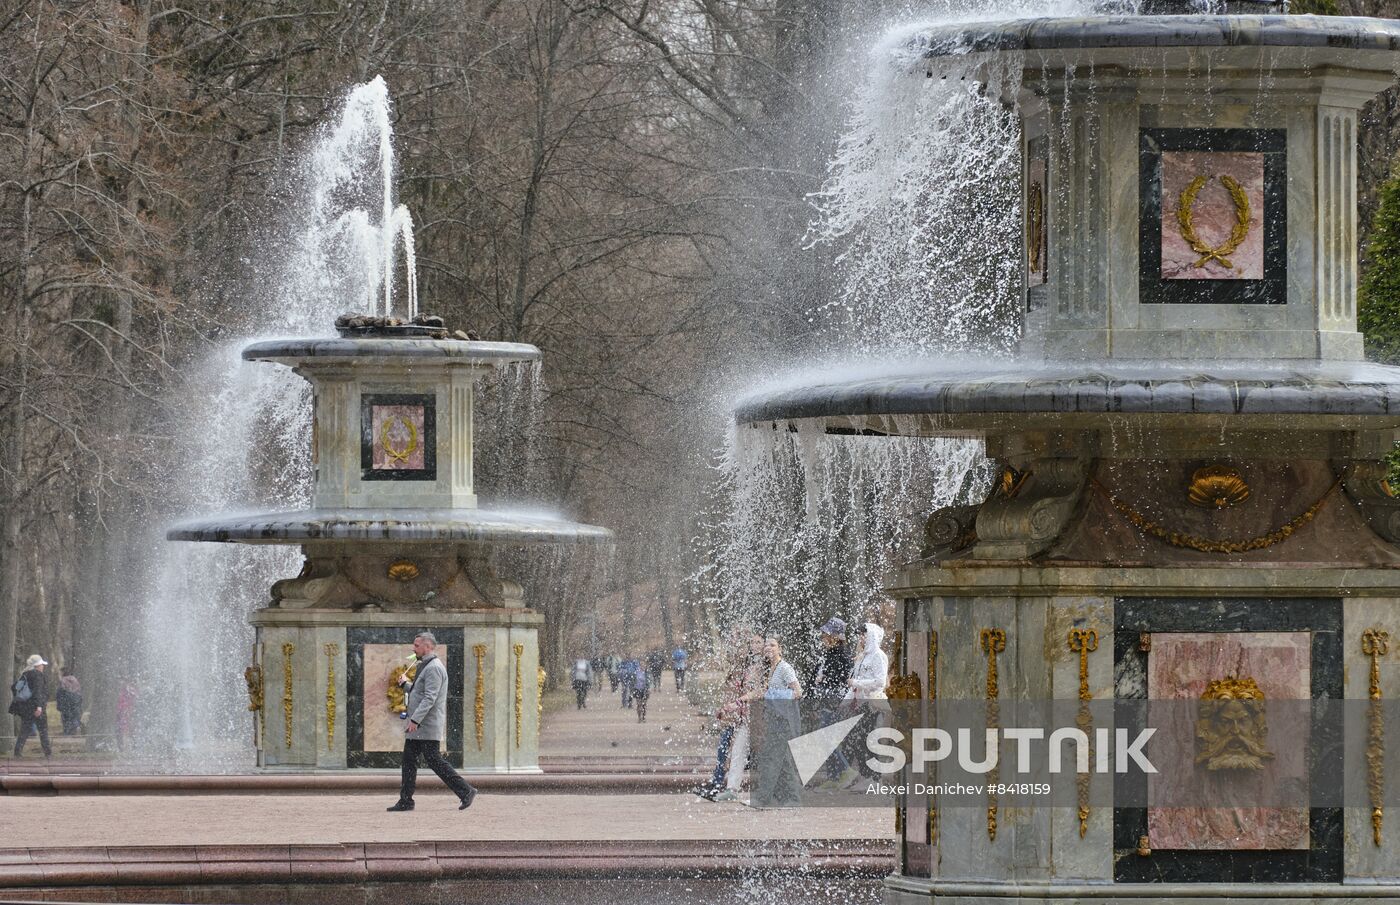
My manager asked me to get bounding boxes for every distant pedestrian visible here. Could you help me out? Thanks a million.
[115,679,136,752]
[590,655,606,691]
[387,632,477,813]
[571,657,593,710]
[606,654,621,693]
[672,646,688,692]
[646,650,665,690]
[9,654,51,758]
[56,667,83,736]
[619,657,638,708]
[632,663,652,723]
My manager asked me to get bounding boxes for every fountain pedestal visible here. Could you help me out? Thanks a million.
[169,335,608,772]
[738,11,1400,903]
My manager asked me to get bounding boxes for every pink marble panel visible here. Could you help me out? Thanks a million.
[362,644,450,752]
[370,404,426,471]
[1161,151,1265,281]
[1146,631,1309,851]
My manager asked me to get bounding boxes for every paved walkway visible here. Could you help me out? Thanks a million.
[1,791,892,846]
[539,673,713,759]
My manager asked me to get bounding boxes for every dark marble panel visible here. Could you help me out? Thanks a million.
[360,393,437,482]
[1113,596,1341,883]
[1140,129,1287,305]
[346,626,465,768]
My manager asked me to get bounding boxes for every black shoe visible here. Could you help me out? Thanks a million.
[386,801,415,812]
[459,786,477,810]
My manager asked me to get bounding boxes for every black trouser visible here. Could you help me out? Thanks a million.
[674,667,686,691]
[399,739,473,804]
[635,687,650,722]
[14,710,51,756]
[573,680,589,709]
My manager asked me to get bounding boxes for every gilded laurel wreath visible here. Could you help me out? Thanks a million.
[1176,173,1251,270]
[380,415,419,463]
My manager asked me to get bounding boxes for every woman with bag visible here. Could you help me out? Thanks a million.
[9,654,51,758]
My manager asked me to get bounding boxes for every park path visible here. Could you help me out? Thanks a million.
[539,671,714,761]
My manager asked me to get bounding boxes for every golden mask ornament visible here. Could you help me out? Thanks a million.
[1195,676,1273,772]
[387,661,418,714]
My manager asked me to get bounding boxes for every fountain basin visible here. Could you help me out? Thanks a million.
[242,336,541,367]
[735,359,1400,435]
[909,14,1400,59]
[165,507,611,545]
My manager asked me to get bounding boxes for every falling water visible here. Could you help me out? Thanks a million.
[699,0,1125,661]
[128,78,421,768]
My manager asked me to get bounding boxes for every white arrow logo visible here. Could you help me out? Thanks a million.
[787,714,864,785]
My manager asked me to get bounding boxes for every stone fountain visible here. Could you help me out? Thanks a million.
[737,6,1400,903]
[169,318,608,772]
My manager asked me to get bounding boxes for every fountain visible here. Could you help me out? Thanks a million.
[165,79,609,773]
[736,4,1400,902]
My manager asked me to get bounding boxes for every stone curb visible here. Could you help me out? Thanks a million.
[0,772,705,796]
[0,840,894,888]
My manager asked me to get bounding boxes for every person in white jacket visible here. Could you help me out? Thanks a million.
[846,622,889,700]
[832,622,889,789]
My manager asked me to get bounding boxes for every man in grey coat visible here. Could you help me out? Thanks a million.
[388,631,477,812]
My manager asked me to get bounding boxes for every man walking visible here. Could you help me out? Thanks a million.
[9,654,51,758]
[387,632,476,812]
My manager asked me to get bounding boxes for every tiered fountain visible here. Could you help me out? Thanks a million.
[738,3,1400,902]
[169,322,607,772]
[167,83,608,773]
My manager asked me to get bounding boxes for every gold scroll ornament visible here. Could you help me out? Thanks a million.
[538,667,547,723]
[473,644,488,751]
[324,643,339,752]
[281,642,295,749]
[243,663,265,744]
[1364,628,1390,846]
[1176,173,1251,270]
[981,627,1006,842]
[513,643,525,749]
[1027,180,1045,277]
[381,415,419,463]
[887,631,922,836]
[928,631,939,847]
[1068,628,1098,838]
